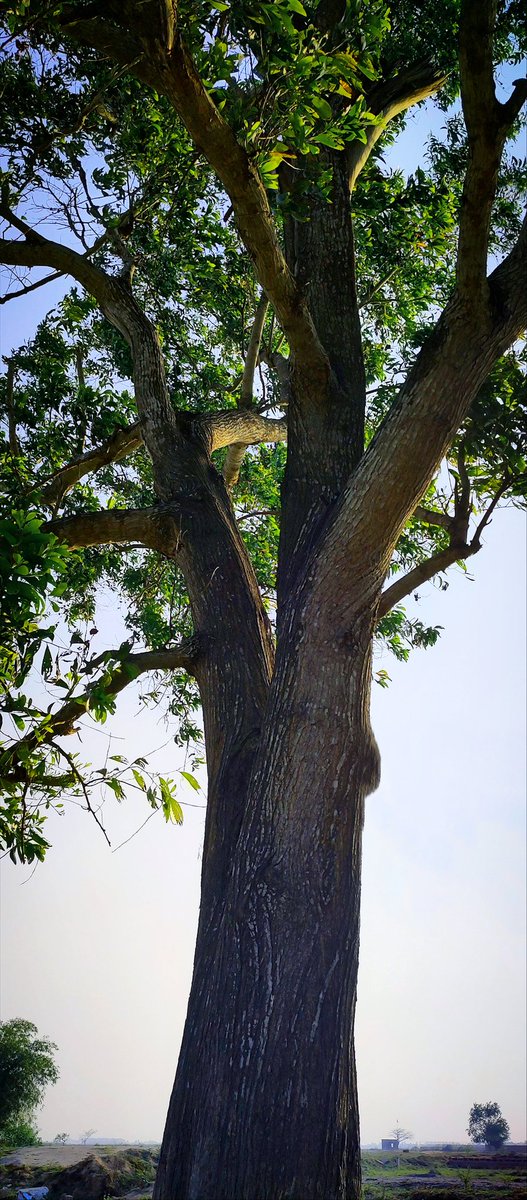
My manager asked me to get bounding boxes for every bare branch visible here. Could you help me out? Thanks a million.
[378,473,511,619]
[0,223,117,312]
[471,477,511,546]
[55,743,112,848]
[0,268,64,305]
[378,541,476,618]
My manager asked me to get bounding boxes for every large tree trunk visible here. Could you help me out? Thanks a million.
[154,557,381,1199]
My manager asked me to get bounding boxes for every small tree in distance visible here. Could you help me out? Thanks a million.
[80,1129,97,1144]
[0,1020,58,1144]
[391,1124,413,1146]
[467,1102,510,1149]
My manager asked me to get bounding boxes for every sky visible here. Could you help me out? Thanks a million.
[0,88,526,1149]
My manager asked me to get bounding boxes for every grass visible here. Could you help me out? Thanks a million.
[361,1148,526,1198]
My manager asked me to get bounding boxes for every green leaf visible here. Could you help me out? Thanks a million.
[41,646,53,678]
[180,770,201,792]
[105,777,125,801]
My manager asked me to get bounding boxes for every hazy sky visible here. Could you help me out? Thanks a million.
[0,94,525,1149]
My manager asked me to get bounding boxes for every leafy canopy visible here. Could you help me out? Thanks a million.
[467,1101,511,1149]
[0,1018,58,1133]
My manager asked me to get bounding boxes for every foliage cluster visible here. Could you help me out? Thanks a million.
[0,1018,58,1146]
[0,0,525,864]
[467,1101,511,1149]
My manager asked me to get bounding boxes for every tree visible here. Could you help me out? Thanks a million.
[390,1125,413,1145]
[0,1114,41,1149]
[0,1,525,1197]
[467,1102,510,1149]
[80,1128,97,1144]
[0,1019,58,1136]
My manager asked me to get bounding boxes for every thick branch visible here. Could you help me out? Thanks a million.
[309,219,527,619]
[45,505,179,553]
[42,422,143,507]
[456,0,526,301]
[57,11,329,374]
[0,213,180,479]
[413,506,454,531]
[240,293,269,406]
[41,409,287,508]
[347,60,448,191]
[0,227,119,312]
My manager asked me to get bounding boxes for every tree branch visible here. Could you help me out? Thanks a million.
[240,293,269,406]
[0,223,119,313]
[45,505,179,553]
[377,539,478,618]
[208,408,286,455]
[310,219,527,615]
[0,638,201,784]
[224,292,269,489]
[0,268,65,305]
[378,474,511,618]
[347,60,448,191]
[39,407,287,509]
[56,10,329,375]
[41,422,143,508]
[456,0,526,303]
[413,506,454,531]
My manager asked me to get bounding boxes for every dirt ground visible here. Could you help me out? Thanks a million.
[0,1143,156,1168]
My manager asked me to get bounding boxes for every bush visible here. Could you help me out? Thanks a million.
[0,1113,41,1148]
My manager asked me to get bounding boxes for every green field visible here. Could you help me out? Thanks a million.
[362,1147,527,1198]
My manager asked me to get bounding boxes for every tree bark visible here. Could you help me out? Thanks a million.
[154,583,380,1200]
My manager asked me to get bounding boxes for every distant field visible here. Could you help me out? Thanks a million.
[362,1146,527,1197]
